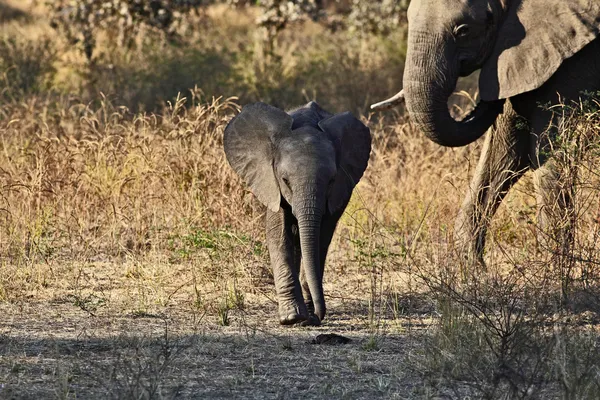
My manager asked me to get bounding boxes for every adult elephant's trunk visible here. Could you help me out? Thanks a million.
[402,31,504,148]
[294,189,326,321]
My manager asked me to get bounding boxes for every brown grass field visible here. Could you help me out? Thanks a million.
[1,1,600,399]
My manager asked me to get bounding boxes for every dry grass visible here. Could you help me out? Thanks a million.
[1,2,600,399]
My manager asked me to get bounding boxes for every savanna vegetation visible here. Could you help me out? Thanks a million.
[1,1,599,398]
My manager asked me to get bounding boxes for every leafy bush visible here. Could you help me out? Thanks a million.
[46,0,204,60]
[347,0,409,35]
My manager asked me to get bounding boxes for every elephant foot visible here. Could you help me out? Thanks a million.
[455,227,488,266]
[300,314,321,327]
[304,299,315,315]
[279,313,307,325]
[459,247,486,269]
[278,301,308,326]
[453,230,486,268]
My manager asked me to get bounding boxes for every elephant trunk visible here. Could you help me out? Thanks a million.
[294,189,326,321]
[403,30,504,147]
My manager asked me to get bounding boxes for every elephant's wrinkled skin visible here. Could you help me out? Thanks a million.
[374,0,600,260]
[224,102,371,325]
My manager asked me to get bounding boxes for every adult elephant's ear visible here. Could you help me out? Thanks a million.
[480,0,600,101]
[224,102,293,212]
[319,112,371,214]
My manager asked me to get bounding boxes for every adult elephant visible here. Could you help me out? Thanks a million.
[373,0,600,260]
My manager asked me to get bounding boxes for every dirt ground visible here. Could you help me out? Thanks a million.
[0,294,429,399]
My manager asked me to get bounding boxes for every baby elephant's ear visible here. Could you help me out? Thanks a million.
[318,112,371,213]
[224,103,293,212]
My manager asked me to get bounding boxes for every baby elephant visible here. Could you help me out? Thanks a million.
[224,101,371,326]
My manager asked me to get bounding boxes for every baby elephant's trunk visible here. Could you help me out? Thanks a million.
[295,192,326,321]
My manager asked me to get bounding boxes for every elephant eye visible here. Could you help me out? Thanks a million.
[454,24,471,38]
[282,177,291,188]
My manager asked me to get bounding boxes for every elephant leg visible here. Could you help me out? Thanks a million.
[529,110,577,259]
[266,206,307,325]
[528,113,577,307]
[455,102,531,263]
[532,160,575,255]
[300,211,342,325]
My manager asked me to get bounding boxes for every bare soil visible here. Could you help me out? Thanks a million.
[0,293,428,399]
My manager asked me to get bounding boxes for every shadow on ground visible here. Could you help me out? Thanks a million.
[0,304,423,399]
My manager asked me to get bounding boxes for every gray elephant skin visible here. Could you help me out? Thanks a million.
[224,101,371,325]
[374,0,600,259]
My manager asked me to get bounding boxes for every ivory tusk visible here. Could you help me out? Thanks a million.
[370,90,405,111]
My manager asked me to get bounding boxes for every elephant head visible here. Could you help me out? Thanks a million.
[224,102,371,321]
[372,0,600,147]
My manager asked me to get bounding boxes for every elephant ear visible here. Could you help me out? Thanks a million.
[480,0,600,101]
[224,102,293,212]
[318,112,371,213]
